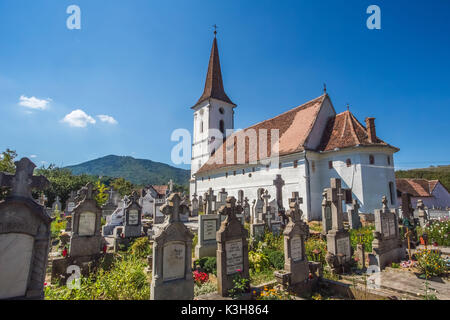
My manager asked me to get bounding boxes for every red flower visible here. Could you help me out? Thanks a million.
[62,248,67,257]
[103,245,107,253]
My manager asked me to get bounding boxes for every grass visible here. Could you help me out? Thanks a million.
[250,269,276,286]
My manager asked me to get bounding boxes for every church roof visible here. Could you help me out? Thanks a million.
[318,110,394,151]
[396,178,441,197]
[196,94,399,175]
[193,37,235,108]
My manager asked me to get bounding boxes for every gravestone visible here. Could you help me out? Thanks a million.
[348,199,362,230]
[150,193,194,300]
[416,199,428,227]
[0,158,51,300]
[65,191,76,216]
[325,178,352,274]
[262,190,272,226]
[69,183,104,257]
[274,195,309,292]
[195,213,220,258]
[217,188,228,209]
[369,196,405,269]
[253,188,265,223]
[52,196,62,213]
[243,197,250,223]
[273,174,285,214]
[140,189,154,218]
[102,197,127,236]
[191,193,199,217]
[179,195,190,222]
[204,188,217,215]
[123,191,142,238]
[216,197,249,297]
[250,222,265,241]
[101,188,117,218]
[321,191,332,236]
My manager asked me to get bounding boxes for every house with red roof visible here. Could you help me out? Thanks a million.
[189,35,399,220]
[396,178,450,210]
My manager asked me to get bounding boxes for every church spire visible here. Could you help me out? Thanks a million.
[194,33,235,107]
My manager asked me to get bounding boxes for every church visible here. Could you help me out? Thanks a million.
[189,34,399,221]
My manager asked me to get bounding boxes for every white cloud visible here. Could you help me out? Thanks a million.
[30,155,37,158]
[97,114,118,125]
[19,95,51,110]
[61,109,96,128]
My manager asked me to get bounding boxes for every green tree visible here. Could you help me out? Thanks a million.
[95,180,108,207]
[0,149,18,200]
[111,177,134,197]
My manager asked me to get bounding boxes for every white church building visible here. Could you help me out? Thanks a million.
[189,35,399,221]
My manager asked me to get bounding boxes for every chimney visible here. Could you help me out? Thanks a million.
[365,117,376,143]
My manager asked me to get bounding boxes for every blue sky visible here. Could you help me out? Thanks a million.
[0,0,449,171]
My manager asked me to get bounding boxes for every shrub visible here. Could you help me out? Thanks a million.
[44,255,150,300]
[265,250,284,270]
[51,220,67,239]
[415,249,447,277]
[128,237,152,259]
[249,250,270,273]
[305,238,327,265]
[193,270,209,285]
[350,225,374,252]
[228,270,250,298]
[194,257,217,275]
[194,279,217,296]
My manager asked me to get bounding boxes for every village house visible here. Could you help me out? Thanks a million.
[396,178,450,210]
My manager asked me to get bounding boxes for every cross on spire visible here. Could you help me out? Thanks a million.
[161,193,189,223]
[0,158,49,199]
[213,24,218,37]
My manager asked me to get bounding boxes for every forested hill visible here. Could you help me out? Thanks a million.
[65,155,190,186]
[395,165,450,190]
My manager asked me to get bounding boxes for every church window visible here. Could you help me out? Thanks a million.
[202,177,204,182]
[346,158,352,167]
[249,173,252,178]
[389,182,395,205]
[200,121,204,133]
[279,162,282,169]
[293,160,298,168]
[311,161,316,173]
[233,171,236,176]
[266,164,270,171]
[252,167,255,172]
[328,161,333,169]
[219,107,224,114]
[225,172,228,178]
[219,120,225,134]
[387,155,391,165]
[369,154,375,165]
[208,176,210,181]
[242,169,245,175]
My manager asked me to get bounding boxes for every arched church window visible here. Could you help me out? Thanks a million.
[387,155,391,166]
[219,120,225,134]
[219,107,224,114]
[200,121,204,133]
[369,155,375,165]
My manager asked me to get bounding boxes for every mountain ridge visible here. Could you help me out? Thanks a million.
[65,155,190,186]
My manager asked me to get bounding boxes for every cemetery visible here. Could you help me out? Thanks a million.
[0,158,448,301]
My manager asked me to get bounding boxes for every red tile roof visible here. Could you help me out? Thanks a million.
[151,185,168,196]
[318,110,397,151]
[194,37,235,107]
[196,95,398,175]
[395,178,440,197]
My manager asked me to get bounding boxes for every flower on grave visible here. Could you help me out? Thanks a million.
[354,257,360,262]
[62,247,67,257]
[103,244,107,253]
[308,273,314,279]
[193,270,209,285]
[236,269,242,273]
[44,282,48,287]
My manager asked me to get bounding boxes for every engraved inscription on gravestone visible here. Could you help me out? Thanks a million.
[336,237,351,259]
[226,239,243,275]
[163,241,185,281]
[290,235,303,262]
[78,212,96,236]
[382,218,389,237]
[128,209,139,225]
[203,220,217,241]
[388,217,396,237]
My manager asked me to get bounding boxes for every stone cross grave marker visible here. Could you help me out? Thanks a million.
[416,199,428,227]
[321,191,332,235]
[369,196,405,269]
[150,193,194,300]
[262,189,272,227]
[325,178,352,273]
[216,196,249,297]
[274,194,309,290]
[218,188,228,209]
[69,182,104,258]
[204,188,217,215]
[273,174,285,213]
[52,196,62,213]
[0,158,51,300]
[243,197,250,223]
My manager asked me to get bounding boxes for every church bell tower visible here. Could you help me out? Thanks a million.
[190,31,236,189]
